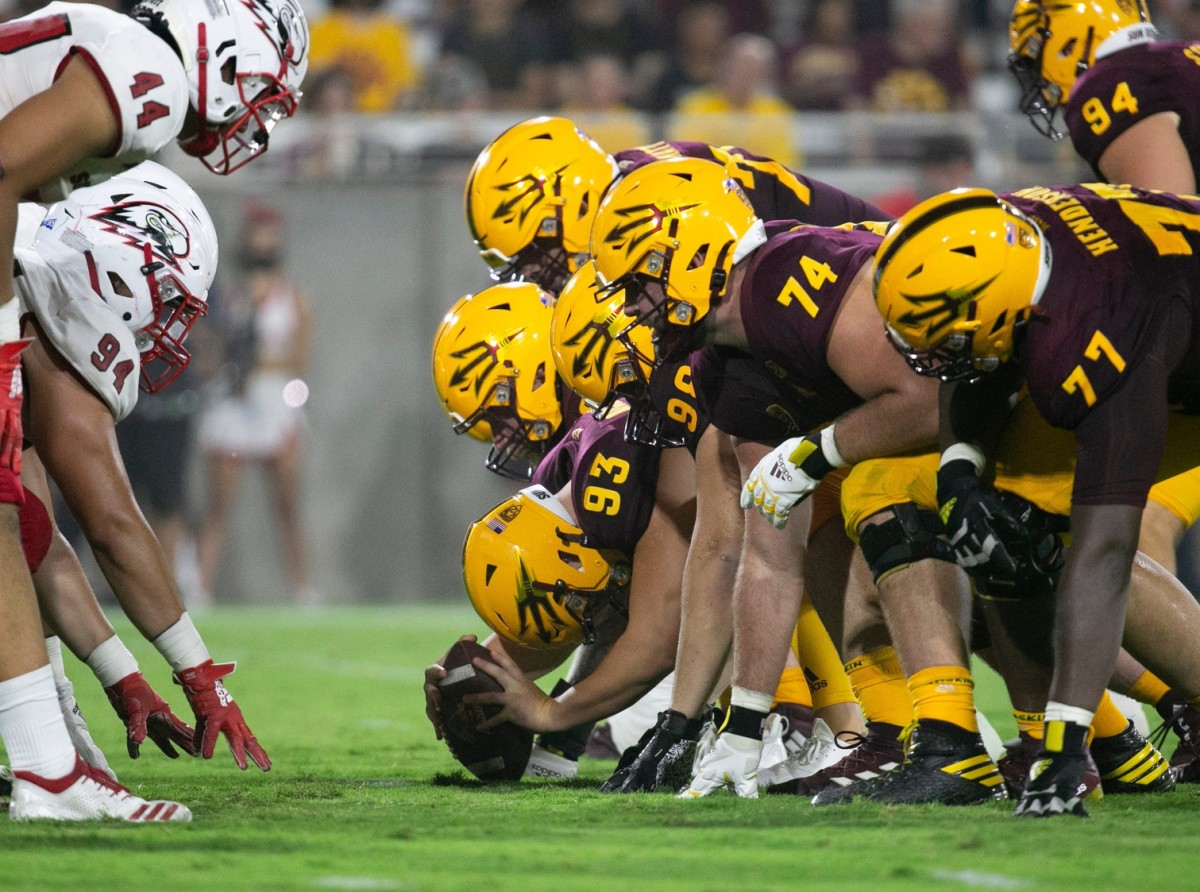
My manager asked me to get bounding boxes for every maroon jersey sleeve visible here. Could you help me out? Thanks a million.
[613,141,888,226]
[1066,42,1200,179]
[689,346,862,445]
[1002,184,1200,504]
[738,226,879,404]
[569,408,661,557]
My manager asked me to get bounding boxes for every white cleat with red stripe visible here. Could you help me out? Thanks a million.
[10,756,191,822]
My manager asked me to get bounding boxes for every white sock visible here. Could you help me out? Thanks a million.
[0,664,77,779]
[44,636,70,688]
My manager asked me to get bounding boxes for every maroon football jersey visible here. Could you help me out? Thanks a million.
[532,406,661,558]
[736,225,880,417]
[613,141,888,227]
[1002,183,1200,505]
[1066,41,1200,178]
[643,351,712,453]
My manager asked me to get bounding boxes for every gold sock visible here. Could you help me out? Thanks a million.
[1013,710,1045,740]
[844,646,913,727]
[1128,670,1170,707]
[1090,691,1129,740]
[908,665,978,733]
[793,595,855,711]
[772,666,812,709]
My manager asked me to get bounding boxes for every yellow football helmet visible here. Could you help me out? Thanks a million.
[1009,1,1151,137]
[873,188,1052,381]
[431,281,562,479]
[465,117,620,292]
[462,485,630,649]
[550,260,655,408]
[590,157,767,362]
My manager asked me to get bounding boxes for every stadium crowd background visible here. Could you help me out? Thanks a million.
[11,0,1199,606]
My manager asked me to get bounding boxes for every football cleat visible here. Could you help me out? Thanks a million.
[10,756,191,822]
[1014,751,1102,818]
[771,721,904,797]
[997,732,1040,798]
[1090,721,1174,794]
[758,718,846,789]
[523,744,579,780]
[758,706,812,776]
[812,721,1007,806]
[1150,697,1200,783]
[584,724,622,760]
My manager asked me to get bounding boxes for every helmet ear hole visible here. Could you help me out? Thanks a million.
[107,272,134,297]
[688,244,709,270]
[532,362,547,390]
[484,564,498,585]
[558,552,582,570]
[576,193,590,221]
[220,57,237,86]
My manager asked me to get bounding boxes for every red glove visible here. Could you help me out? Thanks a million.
[0,339,32,505]
[104,671,198,759]
[173,660,271,771]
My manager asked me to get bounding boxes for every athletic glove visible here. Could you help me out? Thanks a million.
[601,710,701,793]
[741,428,846,530]
[105,671,198,759]
[174,660,271,771]
[937,448,1021,581]
[680,731,763,799]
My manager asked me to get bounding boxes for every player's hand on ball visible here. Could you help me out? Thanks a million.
[462,646,555,733]
[425,635,480,740]
[741,433,838,530]
[680,731,763,799]
[174,660,271,771]
[105,671,197,759]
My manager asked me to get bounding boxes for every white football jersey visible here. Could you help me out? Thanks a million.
[0,3,188,201]
[14,203,141,421]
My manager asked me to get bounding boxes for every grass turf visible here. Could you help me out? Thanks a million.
[2,605,1195,891]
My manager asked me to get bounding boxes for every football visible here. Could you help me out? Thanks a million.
[437,640,533,781]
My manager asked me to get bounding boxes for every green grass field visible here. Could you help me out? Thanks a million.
[2,605,1194,891]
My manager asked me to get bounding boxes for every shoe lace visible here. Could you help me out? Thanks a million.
[832,730,866,751]
[80,760,130,796]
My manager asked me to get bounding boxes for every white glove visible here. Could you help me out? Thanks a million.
[741,428,846,530]
[679,732,763,799]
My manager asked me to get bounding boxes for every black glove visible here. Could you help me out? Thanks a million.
[600,709,701,794]
[937,458,1022,581]
[974,491,1066,599]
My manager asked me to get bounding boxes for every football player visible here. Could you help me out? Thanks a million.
[1009,0,1200,573]
[874,183,1200,815]
[589,158,1001,805]
[16,163,268,773]
[0,0,306,820]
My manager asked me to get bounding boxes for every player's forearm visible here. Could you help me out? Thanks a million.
[939,374,1018,455]
[33,530,117,659]
[669,534,737,717]
[89,518,186,640]
[828,388,938,465]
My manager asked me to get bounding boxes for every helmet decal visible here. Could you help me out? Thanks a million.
[893,276,996,339]
[561,303,629,378]
[491,167,564,229]
[447,329,524,395]
[602,202,698,256]
[90,202,192,272]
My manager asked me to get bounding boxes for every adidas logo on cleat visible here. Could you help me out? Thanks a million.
[1091,722,1174,794]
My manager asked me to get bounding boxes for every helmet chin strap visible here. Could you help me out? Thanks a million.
[181,23,218,157]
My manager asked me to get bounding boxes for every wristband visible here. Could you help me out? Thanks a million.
[152,612,211,673]
[86,635,141,688]
[787,425,847,481]
[940,442,986,475]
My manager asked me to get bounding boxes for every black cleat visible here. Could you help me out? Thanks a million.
[1014,751,1101,818]
[812,720,1007,806]
[1150,696,1200,784]
[1090,721,1174,794]
[767,722,903,796]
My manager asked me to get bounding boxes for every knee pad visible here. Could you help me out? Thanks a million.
[857,502,952,583]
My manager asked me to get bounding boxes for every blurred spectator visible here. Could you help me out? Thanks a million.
[559,55,651,153]
[671,33,799,166]
[308,0,421,112]
[643,1,729,111]
[439,0,554,109]
[1160,0,1200,39]
[656,0,770,43]
[196,204,314,604]
[870,133,976,217]
[851,0,972,112]
[547,0,666,110]
[782,0,859,110]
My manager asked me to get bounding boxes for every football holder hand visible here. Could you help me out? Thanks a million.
[601,710,701,793]
[679,731,763,799]
[741,428,846,530]
[174,660,271,771]
[937,449,1022,581]
[104,671,198,759]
